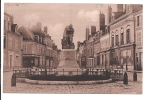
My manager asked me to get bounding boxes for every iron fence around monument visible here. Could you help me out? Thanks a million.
[13,67,123,79]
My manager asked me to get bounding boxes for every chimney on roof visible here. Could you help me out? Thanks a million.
[117,4,123,12]
[44,26,48,34]
[11,15,14,24]
[91,26,96,36]
[107,5,112,24]
[86,27,89,40]
[99,11,105,32]
[36,22,42,31]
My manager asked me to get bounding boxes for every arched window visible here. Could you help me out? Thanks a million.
[102,55,104,66]
[4,35,6,48]
[120,28,124,45]
[111,32,114,47]
[126,25,130,44]
[115,30,119,46]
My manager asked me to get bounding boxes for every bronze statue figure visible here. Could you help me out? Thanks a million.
[62,24,75,49]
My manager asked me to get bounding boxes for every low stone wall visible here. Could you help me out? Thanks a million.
[17,78,113,85]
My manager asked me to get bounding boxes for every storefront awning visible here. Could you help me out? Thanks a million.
[46,56,53,59]
[23,54,40,57]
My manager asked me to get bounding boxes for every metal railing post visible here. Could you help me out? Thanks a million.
[30,69,31,76]
[63,69,64,75]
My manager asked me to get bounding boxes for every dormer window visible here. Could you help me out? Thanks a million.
[11,24,18,33]
[15,25,18,34]
[40,37,42,43]
[8,23,10,30]
[34,35,39,42]
[105,27,108,34]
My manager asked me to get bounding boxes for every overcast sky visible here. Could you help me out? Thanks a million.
[4,3,117,49]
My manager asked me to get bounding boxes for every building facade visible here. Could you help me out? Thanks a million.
[4,12,23,71]
[109,4,142,70]
[134,9,143,70]
[76,41,87,68]
[86,35,94,68]
[76,4,143,71]
[18,22,60,69]
[93,31,101,68]
[100,31,110,69]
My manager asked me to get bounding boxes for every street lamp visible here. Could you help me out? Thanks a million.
[105,53,106,69]
[126,51,128,70]
[45,56,47,76]
[117,45,121,69]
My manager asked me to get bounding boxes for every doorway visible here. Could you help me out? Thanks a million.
[140,52,143,70]
[10,55,12,69]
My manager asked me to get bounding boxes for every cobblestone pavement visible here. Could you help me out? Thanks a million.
[3,71,142,94]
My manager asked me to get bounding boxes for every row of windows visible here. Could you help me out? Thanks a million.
[86,55,110,66]
[111,28,130,46]
[87,59,94,67]
[8,54,20,68]
[34,35,45,44]
[4,19,11,31]
[4,37,20,50]
[23,44,57,57]
[34,35,53,48]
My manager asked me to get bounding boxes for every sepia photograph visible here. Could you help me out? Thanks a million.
[1,0,145,99]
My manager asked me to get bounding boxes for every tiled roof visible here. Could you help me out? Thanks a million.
[18,26,34,40]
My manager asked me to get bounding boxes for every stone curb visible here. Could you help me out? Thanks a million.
[17,78,113,85]
[16,78,26,82]
[127,71,142,73]
[3,70,13,72]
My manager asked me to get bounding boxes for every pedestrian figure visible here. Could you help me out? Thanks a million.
[11,73,16,86]
[133,71,137,81]
[105,70,110,79]
[85,69,89,75]
[123,72,128,85]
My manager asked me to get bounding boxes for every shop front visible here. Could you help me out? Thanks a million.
[23,55,40,68]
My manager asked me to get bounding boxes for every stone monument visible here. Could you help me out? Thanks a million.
[57,24,80,75]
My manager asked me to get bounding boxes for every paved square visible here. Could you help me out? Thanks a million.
[3,71,142,94]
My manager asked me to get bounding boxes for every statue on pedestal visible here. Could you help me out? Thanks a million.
[61,24,75,49]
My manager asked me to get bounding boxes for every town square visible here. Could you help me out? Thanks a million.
[2,3,143,98]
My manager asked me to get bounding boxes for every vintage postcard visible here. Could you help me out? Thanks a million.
[2,2,143,98]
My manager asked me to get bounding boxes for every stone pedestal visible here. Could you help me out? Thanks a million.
[57,49,81,75]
